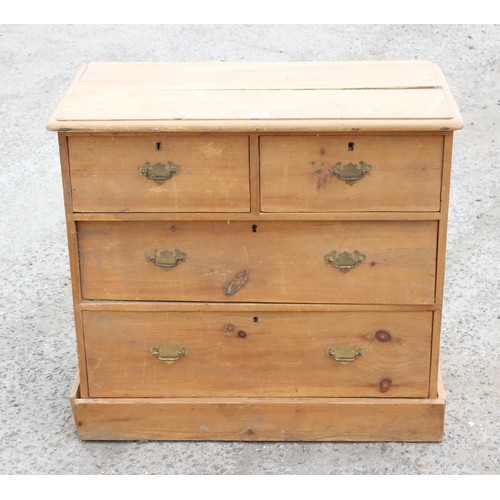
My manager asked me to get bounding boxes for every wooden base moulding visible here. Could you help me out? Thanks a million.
[70,372,445,442]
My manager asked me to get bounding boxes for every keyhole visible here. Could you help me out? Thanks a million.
[348,142,354,151]
[156,142,162,151]
[252,224,258,233]
[253,317,259,324]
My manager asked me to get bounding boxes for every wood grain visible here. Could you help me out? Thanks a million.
[79,301,438,312]
[72,211,444,222]
[261,135,444,212]
[249,134,259,215]
[58,88,454,122]
[45,62,464,133]
[83,310,432,398]
[78,220,438,304]
[68,135,250,212]
[70,372,445,442]
[78,61,443,89]
[52,61,461,442]
[58,133,89,397]
[430,132,454,396]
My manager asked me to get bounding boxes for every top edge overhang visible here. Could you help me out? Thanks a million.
[46,61,465,133]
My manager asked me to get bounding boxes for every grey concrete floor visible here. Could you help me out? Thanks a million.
[0,25,498,474]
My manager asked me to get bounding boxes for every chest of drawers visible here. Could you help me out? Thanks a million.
[47,61,463,441]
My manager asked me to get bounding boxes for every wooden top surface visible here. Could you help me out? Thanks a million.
[47,61,464,133]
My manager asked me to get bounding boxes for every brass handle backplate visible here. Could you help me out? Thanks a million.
[324,250,366,273]
[328,161,372,186]
[149,344,188,364]
[326,345,364,365]
[139,161,180,185]
[146,248,187,270]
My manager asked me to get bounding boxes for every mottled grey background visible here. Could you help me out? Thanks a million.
[0,25,498,474]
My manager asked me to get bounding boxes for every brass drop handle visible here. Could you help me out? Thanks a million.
[146,248,187,270]
[328,161,372,185]
[138,161,180,185]
[324,250,366,273]
[149,344,188,365]
[327,345,364,365]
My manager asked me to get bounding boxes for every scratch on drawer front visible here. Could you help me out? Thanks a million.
[200,426,210,432]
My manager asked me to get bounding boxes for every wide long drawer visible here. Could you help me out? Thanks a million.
[68,135,250,212]
[84,310,433,398]
[260,135,444,212]
[78,220,437,304]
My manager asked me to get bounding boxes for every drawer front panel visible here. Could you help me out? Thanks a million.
[68,135,250,212]
[84,311,432,398]
[260,135,443,212]
[79,220,437,304]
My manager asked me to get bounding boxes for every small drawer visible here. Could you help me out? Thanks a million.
[68,135,250,212]
[84,310,432,398]
[78,220,437,305]
[260,135,444,212]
